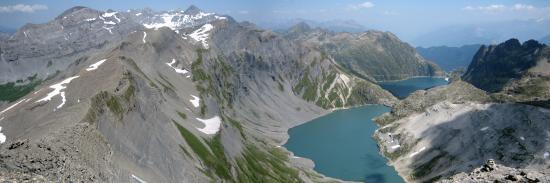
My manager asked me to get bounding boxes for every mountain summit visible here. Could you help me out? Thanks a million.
[184,5,202,15]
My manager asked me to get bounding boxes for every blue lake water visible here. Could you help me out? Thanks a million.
[285,77,449,182]
[378,77,449,99]
[285,105,403,183]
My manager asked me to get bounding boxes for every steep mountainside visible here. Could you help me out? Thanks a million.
[374,39,550,182]
[462,39,549,93]
[0,6,404,182]
[416,44,480,72]
[284,23,444,82]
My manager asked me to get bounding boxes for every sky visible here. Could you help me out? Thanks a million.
[1,0,549,44]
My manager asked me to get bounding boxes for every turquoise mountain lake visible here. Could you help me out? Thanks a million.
[285,105,401,182]
[378,77,448,99]
[285,77,449,182]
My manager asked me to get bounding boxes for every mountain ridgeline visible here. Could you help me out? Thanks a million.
[283,22,444,82]
[0,6,449,182]
[463,39,550,95]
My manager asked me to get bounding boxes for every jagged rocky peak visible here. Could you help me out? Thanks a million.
[462,38,548,93]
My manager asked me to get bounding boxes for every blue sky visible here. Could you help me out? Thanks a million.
[1,0,549,43]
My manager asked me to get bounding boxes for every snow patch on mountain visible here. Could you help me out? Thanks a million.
[189,24,213,48]
[190,95,200,108]
[102,26,113,34]
[0,126,5,144]
[196,116,222,135]
[36,76,80,109]
[86,59,107,71]
[142,32,147,43]
[142,11,215,30]
[102,11,118,18]
[104,21,116,25]
[166,59,188,74]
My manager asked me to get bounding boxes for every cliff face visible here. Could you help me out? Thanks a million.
[462,39,547,93]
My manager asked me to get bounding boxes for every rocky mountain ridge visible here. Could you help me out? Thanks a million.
[283,22,444,82]
[373,39,550,182]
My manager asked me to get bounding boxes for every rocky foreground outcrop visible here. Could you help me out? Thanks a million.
[438,159,549,183]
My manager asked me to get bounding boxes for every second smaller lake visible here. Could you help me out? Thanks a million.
[378,77,448,99]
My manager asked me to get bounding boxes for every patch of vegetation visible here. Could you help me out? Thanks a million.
[0,75,41,102]
[315,98,330,109]
[278,82,284,92]
[322,72,337,92]
[173,121,232,180]
[200,99,207,116]
[191,50,210,82]
[293,70,318,101]
[177,111,187,119]
[225,116,245,138]
[106,96,124,120]
[179,144,194,160]
[123,83,135,102]
[236,145,302,183]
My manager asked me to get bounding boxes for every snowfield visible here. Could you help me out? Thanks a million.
[102,11,118,18]
[190,95,200,108]
[36,76,80,109]
[0,126,5,144]
[189,24,214,48]
[166,59,188,74]
[142,11,220,30]
[196,116,222,135]
[86,59,107,71]
[142,32,147,43]
[131,174,147,183]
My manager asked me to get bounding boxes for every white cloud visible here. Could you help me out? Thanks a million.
[463,4,538,13]
[463,4,506,12]
[350,1,375,10]
[0,4,48,13]
[512,4,535,11]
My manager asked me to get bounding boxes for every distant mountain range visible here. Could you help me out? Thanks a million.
[258,18,367,33]
[416,44,481,72]
[412,19,550,47]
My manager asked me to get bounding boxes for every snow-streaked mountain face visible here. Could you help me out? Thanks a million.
[0,6,228,84]
[137,10,226,30]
